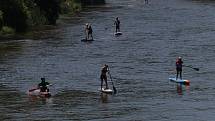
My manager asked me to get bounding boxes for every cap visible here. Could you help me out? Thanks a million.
[41,78,45,81]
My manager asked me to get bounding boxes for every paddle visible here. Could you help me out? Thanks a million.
[184,65,199,71]
[29,84,52,92]
[108,69,117,94]
[28,85,39,92]
[29,88,39,92]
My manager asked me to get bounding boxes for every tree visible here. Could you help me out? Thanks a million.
[80,0,105,6]
[0,10,3,30]
[0,0,28,32]
[34,0,61,25]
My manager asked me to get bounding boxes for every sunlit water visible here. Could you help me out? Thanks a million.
[1,0,215,120]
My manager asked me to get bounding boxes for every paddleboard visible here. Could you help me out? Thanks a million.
[28,89,51,98]
[169,77,190,85]
[81,39,94,42]
[99,88,113,94]
[115,32,122,36]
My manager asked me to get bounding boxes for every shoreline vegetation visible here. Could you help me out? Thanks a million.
[0,0,105,39]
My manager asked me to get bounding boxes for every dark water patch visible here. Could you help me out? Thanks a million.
[53,90,100,107]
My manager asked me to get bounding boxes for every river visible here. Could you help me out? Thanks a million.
[1,0,215,120]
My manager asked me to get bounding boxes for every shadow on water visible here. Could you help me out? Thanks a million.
[53,90,101,106]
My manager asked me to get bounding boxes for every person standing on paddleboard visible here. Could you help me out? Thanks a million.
[100,64,109,90]
[88,24,93,40]
[176,57,183,80]
[85,23,89,40]
[85,23,93,40]
[145,0,149,4]
[114,17,120,33]
[38,78,50,92]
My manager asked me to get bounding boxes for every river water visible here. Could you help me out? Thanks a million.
[1,0,215,120]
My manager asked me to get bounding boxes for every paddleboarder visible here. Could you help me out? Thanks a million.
[100,64,109,90]
[88,24,93,40]
[114,17,120,33]
[85,23,89,40]
[38,78,50,92]
[145,0,148,4]
[176,57,183,80]
[85,23,93,40]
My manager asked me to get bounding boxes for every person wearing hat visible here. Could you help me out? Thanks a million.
[114,17,120,33]
[100,64,109,90]
[176,57,183,80]
[38,78,50,92]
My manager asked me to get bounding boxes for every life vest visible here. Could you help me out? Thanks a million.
[101,67,108,75]
[115,20,120,27]
[176,59,183,68]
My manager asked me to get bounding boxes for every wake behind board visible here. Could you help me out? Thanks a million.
[169,78,190,85]
[81,39,94,42]
[115,32,122,36]
[99,88,113,94]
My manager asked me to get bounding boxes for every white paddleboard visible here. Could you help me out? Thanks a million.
[169,77,190,85]
[99,88,113,94]
[115,32,122,36]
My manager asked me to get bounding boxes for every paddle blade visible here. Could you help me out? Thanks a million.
[29,88,37,92]
[113,86,117,94]
[194,68,199,71]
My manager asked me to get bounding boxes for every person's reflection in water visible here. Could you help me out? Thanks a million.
[100,93,108,103]
[28,96,53,104]
[177,84,183,95]
[185,85,190,94]
[176,84,190,95]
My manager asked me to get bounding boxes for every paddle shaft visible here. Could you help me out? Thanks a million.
[29,84,52,92]
[29,88,38,92]
[108,69,117,94]
[183,65,199,71]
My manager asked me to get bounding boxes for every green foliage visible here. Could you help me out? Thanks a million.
[0,26,15,35]
[60,0,82,14]
[0,0,105,34]
[0,10,3,30]
[0,0,28,32]
[0,0,61,30]
[28,7,47,26]
[34,0,61,25]
[80,0,105,6]
[24,0,48,26]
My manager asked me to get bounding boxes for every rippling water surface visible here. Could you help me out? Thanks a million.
[1,0,215,120]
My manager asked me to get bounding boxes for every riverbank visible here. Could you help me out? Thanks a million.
[0,25,59,40]
[0,0,105,40]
